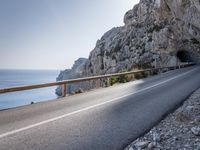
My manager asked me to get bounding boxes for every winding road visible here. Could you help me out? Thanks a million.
[0,66,200,150]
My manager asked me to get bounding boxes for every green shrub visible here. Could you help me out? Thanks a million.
[118,75,129,83]
[109,69,129,86]
[118,69,129,83]
[110,76,119,86]
[73,88,84,94]
[134,72,147,79]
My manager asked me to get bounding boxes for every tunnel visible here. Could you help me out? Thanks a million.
[176,50,193,63]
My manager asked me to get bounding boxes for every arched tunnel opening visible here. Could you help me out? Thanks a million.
[176,50,193,63]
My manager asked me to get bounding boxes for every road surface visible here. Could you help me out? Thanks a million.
[0,66,200,150]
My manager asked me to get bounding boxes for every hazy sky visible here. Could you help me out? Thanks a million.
[0,0,139,70]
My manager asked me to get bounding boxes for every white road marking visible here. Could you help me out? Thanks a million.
[0,68,198,139]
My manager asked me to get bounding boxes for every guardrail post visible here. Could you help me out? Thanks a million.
[61,84,67,97]
[157,68,160,74]
[107,78,110,87]
[147,70,151,77]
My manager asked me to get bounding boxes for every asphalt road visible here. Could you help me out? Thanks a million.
[0,66,200,150]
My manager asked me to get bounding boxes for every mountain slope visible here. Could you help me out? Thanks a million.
[56,0,200,95]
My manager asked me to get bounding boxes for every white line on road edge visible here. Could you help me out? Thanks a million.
[0,67,198,139]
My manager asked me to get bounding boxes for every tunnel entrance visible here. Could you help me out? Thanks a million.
[176,50,193,62]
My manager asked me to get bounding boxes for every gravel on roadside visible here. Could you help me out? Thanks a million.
[125,88,200,150]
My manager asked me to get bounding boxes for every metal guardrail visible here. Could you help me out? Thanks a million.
[0,63,195,97]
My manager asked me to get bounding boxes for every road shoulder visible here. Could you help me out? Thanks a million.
[125,88,200,150]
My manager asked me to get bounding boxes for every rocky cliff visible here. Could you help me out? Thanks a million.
[84,0,200,76]
[56,58,87,95]
[56,0,200,96]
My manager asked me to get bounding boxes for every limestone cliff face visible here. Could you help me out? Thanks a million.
[56,0,200,95]
[56,58,87,96]
[83,0,200,77]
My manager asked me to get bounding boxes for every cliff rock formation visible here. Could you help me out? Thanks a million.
[56,58,87,95]
[56,0,200,96]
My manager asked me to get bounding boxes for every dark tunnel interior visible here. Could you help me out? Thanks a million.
[176,50,193,62]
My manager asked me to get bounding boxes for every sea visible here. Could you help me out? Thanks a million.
[0,69,60,110]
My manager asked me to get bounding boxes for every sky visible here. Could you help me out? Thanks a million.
[0,0,139,70]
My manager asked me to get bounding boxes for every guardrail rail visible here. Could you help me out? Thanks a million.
[0,63,195,97]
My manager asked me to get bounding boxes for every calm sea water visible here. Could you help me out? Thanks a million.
[0,69,60,110]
